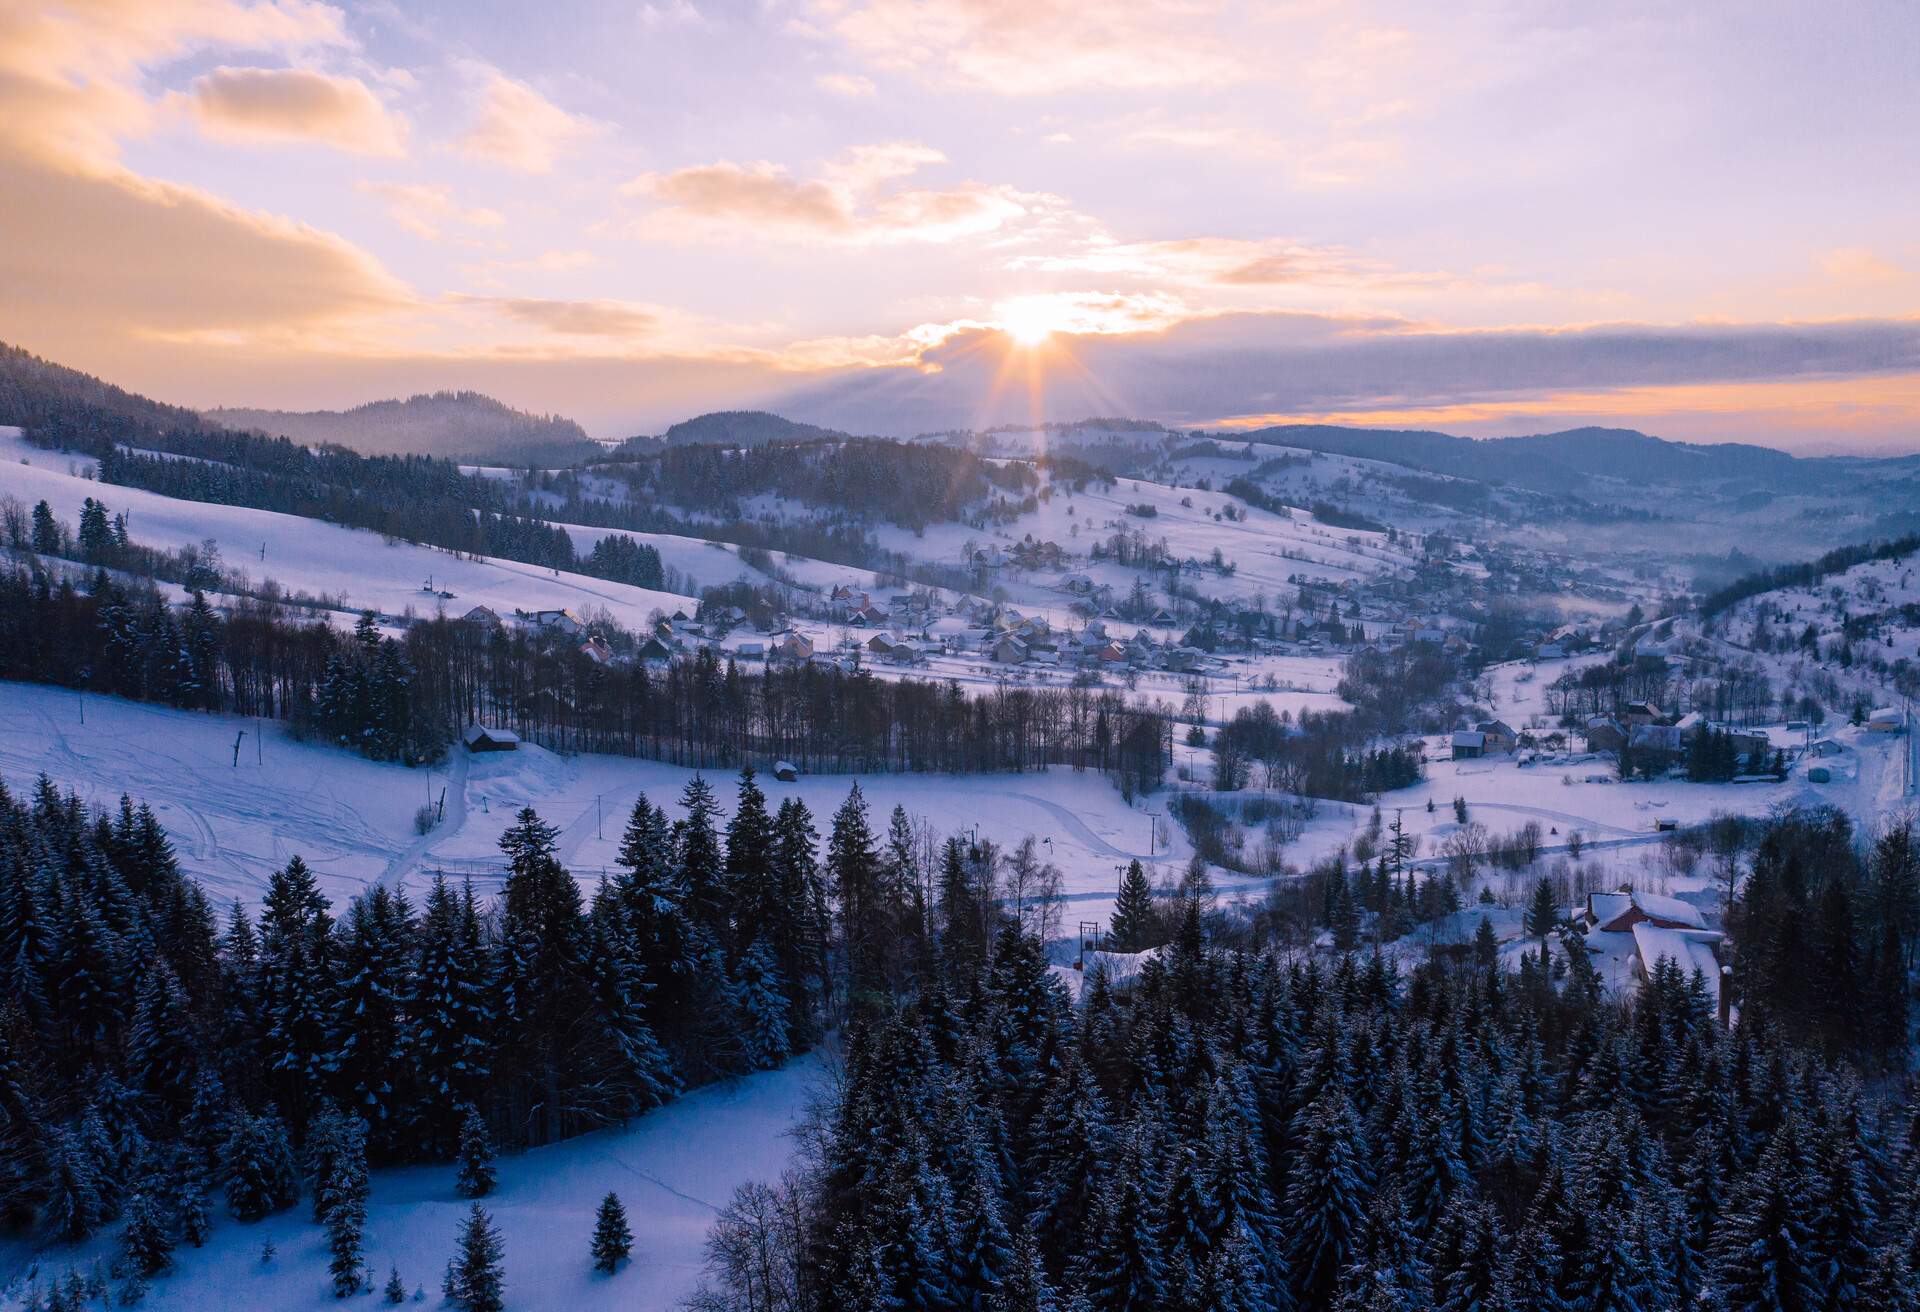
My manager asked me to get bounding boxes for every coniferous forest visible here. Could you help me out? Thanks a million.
[0,767,851,1267]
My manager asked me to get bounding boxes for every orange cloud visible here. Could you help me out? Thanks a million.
[812,0,1248,94]
[622,144,1042,244]
[182,66,407,155]
[0,0,417,371]
[358,181,504,239]
[459,68,601,172]
[486,298,661,338]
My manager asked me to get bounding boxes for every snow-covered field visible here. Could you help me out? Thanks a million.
[0,1049,828,1312]
[0,681,1190,927]
[0,430,697,629]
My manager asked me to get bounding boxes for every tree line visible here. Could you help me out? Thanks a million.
[0,565,1173,788]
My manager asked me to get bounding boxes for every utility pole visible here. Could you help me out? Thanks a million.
[232,731,244,768]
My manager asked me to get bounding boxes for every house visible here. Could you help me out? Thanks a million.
[993,636,1030,664]
[578,635,614,665]
[637,635,674,664]
[1535,643,1566,661]
[459,605,503,628]
[1451,730,1487,760]
[772,760,800,782]
[1807,738,1845,758]
[853,604,890,625]
[1583,888,1708,934]
[736,641,766,660]
[463,724,519,753]
[517,607,584,635]
[1165,647,1204,673]
[1628,723,1685,756]
[1150,608,1178,628]
[776,632,815,662]
[1623,701,1663,727]
[1586,716,1627,753]
[1060,573,1095,594]
[1476,720,1519,753]
[1096,641,1128,664]
[1869,707,1904,732]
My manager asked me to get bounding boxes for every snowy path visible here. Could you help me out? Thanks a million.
[0,1051,831,1312]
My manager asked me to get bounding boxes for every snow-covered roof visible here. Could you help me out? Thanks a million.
[1588,891,1633,926]
[1632,891,1707,929]
[1630,922,1724,1001]
[1451,730,1486,748]
[463,724,519,747]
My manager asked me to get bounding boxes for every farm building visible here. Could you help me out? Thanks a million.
[463,724,520,753]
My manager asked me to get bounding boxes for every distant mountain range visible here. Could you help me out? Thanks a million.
[209,393,600,465]
[1223,423,1855,492]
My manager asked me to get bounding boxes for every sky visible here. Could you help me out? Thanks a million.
[1,0,1917,449]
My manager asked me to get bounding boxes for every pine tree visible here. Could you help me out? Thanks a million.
[723,768,776,955]
[1285,1085,1373,1309]
[31,499,60,555]
[732,936,792,1070]
[1715,1121,1824,1312]
[829,783,885,1001]
[1109,860,1159,953]
[591,1191,633,1274]
[1329,870,1360,951]
[1082,1125,1168,1312]
[223,1107,298,1221]
[327,1188,367,1297]
[456,1105,497,1198]
[407,875,491,1153]
[45,1127,105,1242]
[676,775,728,937]
[452,1204,506,1312]
[384,1266,406,1304]
[118,1191,173,1277]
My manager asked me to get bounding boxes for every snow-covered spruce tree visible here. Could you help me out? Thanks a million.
[222,1107,298,1221]
[326,1188,367,1298]
[118,1191,173,1278]
[768,796,826,1043]
[331,884,415,1153]
[451,1203,505,1312]
[732,936,792,1071]
[580,894,678,1120]
[383,1266,406,1304]
[1284,1083,1373,1308]
[455,1105,496,1199]
[590,1191,633,1274]
[406,875,491,1155]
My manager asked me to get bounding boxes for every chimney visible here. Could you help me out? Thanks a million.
[1718,964,1733,1030]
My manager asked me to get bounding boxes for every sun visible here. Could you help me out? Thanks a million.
[996,298,1065,349]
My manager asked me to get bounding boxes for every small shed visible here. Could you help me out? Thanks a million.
[772,760,800,782]
[464,724,519,753]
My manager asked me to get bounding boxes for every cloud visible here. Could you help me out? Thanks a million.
[181,66,407,155]
[810,0,1248,95]
[1819,246,1913,285]
[0,0,416,369]
[486,297,660,338]
[814,72,876,97]
[622,143,1046,244]
[459,68,601,172]
[771,312,1920,437]
[358,181,504,239]
[1012,235,1447,291]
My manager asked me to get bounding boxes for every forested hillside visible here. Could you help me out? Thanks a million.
[209,393,600,466]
